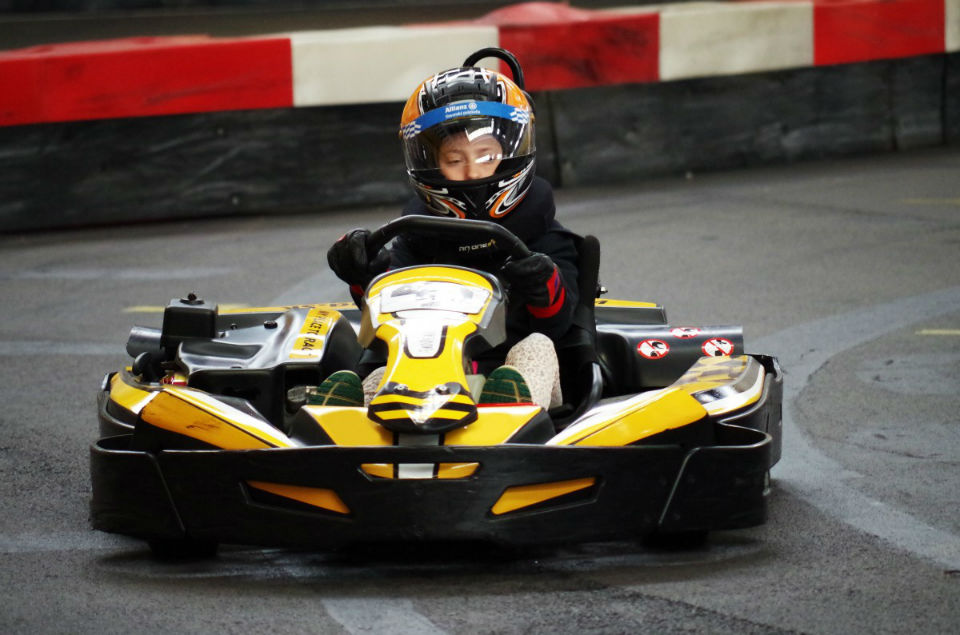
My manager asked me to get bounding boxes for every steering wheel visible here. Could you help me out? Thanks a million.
[365,216,531,262]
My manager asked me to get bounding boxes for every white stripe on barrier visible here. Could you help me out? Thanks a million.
[947,0,960,52]
[290,25,499,107]
[659,1,814,82]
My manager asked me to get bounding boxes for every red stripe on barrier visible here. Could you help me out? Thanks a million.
[0,36,293,127]
[813,0,946,66]
[0,56,38,127]
[476,3,659,90]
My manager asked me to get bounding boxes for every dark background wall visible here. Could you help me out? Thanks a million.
[2,52,957,232]
[547,53,955,187]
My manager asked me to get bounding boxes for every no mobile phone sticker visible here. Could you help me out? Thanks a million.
[670,327,701,339]
[638,339,670,359]
[702,337,734,356]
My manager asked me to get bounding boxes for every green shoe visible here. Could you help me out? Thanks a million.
[306,370,364,406]
[478,365,533,405]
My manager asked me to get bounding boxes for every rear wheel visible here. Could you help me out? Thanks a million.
[148,537,219,560]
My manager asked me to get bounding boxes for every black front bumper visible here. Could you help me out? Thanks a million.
[90,424,771,550]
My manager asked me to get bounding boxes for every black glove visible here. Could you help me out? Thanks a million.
[499,252,562,308]
[327,228,383,287]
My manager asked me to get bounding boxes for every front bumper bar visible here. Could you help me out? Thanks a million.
[90,424,771,549]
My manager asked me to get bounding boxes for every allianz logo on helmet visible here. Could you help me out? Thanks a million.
[444,102,479,114]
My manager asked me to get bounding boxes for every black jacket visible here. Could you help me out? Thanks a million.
[387,176,580,347]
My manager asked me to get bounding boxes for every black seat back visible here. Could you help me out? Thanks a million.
[573,234,601,342]
[552,234,603,426]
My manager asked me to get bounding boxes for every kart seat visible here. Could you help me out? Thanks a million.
[551,234,604,428]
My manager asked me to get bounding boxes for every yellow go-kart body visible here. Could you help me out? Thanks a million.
[91,220,782,555]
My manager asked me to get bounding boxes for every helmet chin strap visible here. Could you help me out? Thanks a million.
[461,188,491,220]
[421,164,534,221]
[443,167,513,214]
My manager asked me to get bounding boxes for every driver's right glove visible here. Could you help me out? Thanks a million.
[499,252,566,318]
[327,228,385,292]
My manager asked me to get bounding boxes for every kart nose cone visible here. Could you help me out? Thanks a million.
[367,382,477,434]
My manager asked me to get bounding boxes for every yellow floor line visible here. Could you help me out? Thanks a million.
[122,305,165,313]
[123,303,249,313]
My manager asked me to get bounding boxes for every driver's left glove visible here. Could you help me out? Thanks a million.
[328,229,381,286]
[499,252,566,317]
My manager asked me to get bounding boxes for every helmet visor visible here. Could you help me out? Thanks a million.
[401,100,534,182]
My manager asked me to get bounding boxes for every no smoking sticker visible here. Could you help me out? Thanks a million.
[702,338,734,357]
[638,339,670,359]
[670,327,701,339]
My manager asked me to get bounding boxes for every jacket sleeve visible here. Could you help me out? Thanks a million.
[343,234,424,306]
[386,235,425,270]
[521,231,580,342]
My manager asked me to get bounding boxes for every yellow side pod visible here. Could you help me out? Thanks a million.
[139,387,298,449]
[547,354,765,447]
[109,372,298,450]
[674,355,765,416]
[110,374,347,514]
[138,389,349,514]
[548,388,709,447]
[492,385,712,515]
[109,372,158,415]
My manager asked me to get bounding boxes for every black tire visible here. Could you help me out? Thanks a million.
[148,537,219,560]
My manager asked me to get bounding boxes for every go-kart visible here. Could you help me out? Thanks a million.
[91,216,782,557]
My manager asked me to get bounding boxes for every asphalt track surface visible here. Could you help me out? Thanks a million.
[1,148,958,633]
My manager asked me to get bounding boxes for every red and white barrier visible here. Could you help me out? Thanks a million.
[0,0,956,127]
[655,2,814,81]
[951,0,960,50]
[290,25,498,107]
[0,36,293,126]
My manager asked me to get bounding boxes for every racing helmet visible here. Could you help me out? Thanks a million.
[399,48,536,220]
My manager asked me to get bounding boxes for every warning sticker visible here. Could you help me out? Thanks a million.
[290,308,335,360]
[290,336,325,360]
[702,338,734,357]
[299,308,333,338]
[670,327,701,339]
[638,339,670,359]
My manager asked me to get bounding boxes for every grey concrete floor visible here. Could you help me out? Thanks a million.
[0,147,958,633]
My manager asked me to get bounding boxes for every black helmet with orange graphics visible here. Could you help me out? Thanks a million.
[399,48,536,221]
